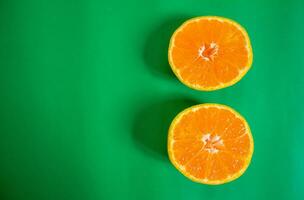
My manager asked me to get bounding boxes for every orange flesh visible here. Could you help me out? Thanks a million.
[168,104,253,184]
[169,16,252,90]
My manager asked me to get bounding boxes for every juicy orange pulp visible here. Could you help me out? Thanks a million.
[168,16,253,91]
[168,104,254,185]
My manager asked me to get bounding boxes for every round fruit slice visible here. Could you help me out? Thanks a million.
[168,16,253,91]
[168,104,253,185]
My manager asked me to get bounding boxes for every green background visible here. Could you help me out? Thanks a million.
[1,0,304,199]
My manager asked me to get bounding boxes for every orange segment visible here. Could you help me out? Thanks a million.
[168,104,254,185]
[168,16,253,91]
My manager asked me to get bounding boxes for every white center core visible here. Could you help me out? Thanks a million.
[201,133,224,154]
[198,42,219,61]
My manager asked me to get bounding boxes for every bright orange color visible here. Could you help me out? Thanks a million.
[168,104,254,185]
[168,16,253,91]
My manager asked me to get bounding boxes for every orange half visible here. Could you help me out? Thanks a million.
[168,16,253,91]
[168,104,254,185]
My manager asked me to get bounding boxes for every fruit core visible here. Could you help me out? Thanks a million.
[198,42,219,61]
[201,133,224,153]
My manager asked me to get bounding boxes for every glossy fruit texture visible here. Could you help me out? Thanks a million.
[168,16,253,91]
[168,104,254,185]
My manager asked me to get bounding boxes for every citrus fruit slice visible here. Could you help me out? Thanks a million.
[168,16,253,91]
[168,104,253,185]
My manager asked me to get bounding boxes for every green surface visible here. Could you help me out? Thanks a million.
[1,0,304,199]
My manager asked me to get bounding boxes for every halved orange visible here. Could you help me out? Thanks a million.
[168,104,253,185]
[168,16,253,91]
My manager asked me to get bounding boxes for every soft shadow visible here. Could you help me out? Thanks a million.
[143,15,191,79]
[133,98,200,160]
